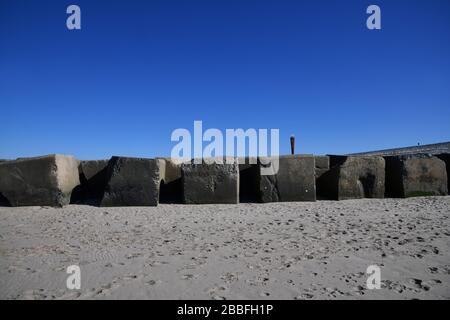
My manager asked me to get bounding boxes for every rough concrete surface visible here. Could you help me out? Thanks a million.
[0,154,79,207]
[385,154,448,198]
[100,157,160,207]
[317,156,385,200]
[259,155,316,202]
[182,160,239,204]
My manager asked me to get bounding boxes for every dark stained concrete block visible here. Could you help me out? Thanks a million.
[182,159,239,204]
[258,155,316,202]
[317,156,385,200]
[385,154,448,198]
[0,154,80,207]
[100,156,160,207]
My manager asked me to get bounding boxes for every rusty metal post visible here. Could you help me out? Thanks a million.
[290,135,295,156]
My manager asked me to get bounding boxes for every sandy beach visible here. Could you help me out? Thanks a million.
[0,196,449,300]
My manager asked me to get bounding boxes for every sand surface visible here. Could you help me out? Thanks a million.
[0,197,449,300]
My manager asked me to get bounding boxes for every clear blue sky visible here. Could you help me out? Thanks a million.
[1,0,449,160]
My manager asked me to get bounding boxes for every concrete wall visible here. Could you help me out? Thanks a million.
[348,142,450,157]
[1,150,449,207]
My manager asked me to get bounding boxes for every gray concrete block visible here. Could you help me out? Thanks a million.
[0,154,80,207]
[182,159,239,204]
[100,156,160,206]
[385,154,448,198]
[258,155,316,202]
[317,156,385,200]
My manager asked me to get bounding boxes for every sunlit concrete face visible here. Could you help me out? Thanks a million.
[0,154,79,207]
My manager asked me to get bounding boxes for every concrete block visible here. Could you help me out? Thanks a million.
[317,156,385,200]
[182,159,239,204]
[100,156,160,206]
[0,154,80,207]
[258,155,316,202]
[385,154,448,198]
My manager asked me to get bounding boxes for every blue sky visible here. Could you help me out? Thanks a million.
[1,0,449,159]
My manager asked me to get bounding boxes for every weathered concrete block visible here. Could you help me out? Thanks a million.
[0,154,80,207]
[317,156,385,200]
[100,156,160,207]
[182,159,239,204]
[385,154,448,198]
[70,160,109,204]
[157,158,182,203]
[258,155,316,202]
[437,154,450,194]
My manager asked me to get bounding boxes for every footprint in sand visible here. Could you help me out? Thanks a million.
[181,274,198,280]
[294,293,314,300]
[207,285,228,299]
[21,289,47,300]
[123,274,140,281]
